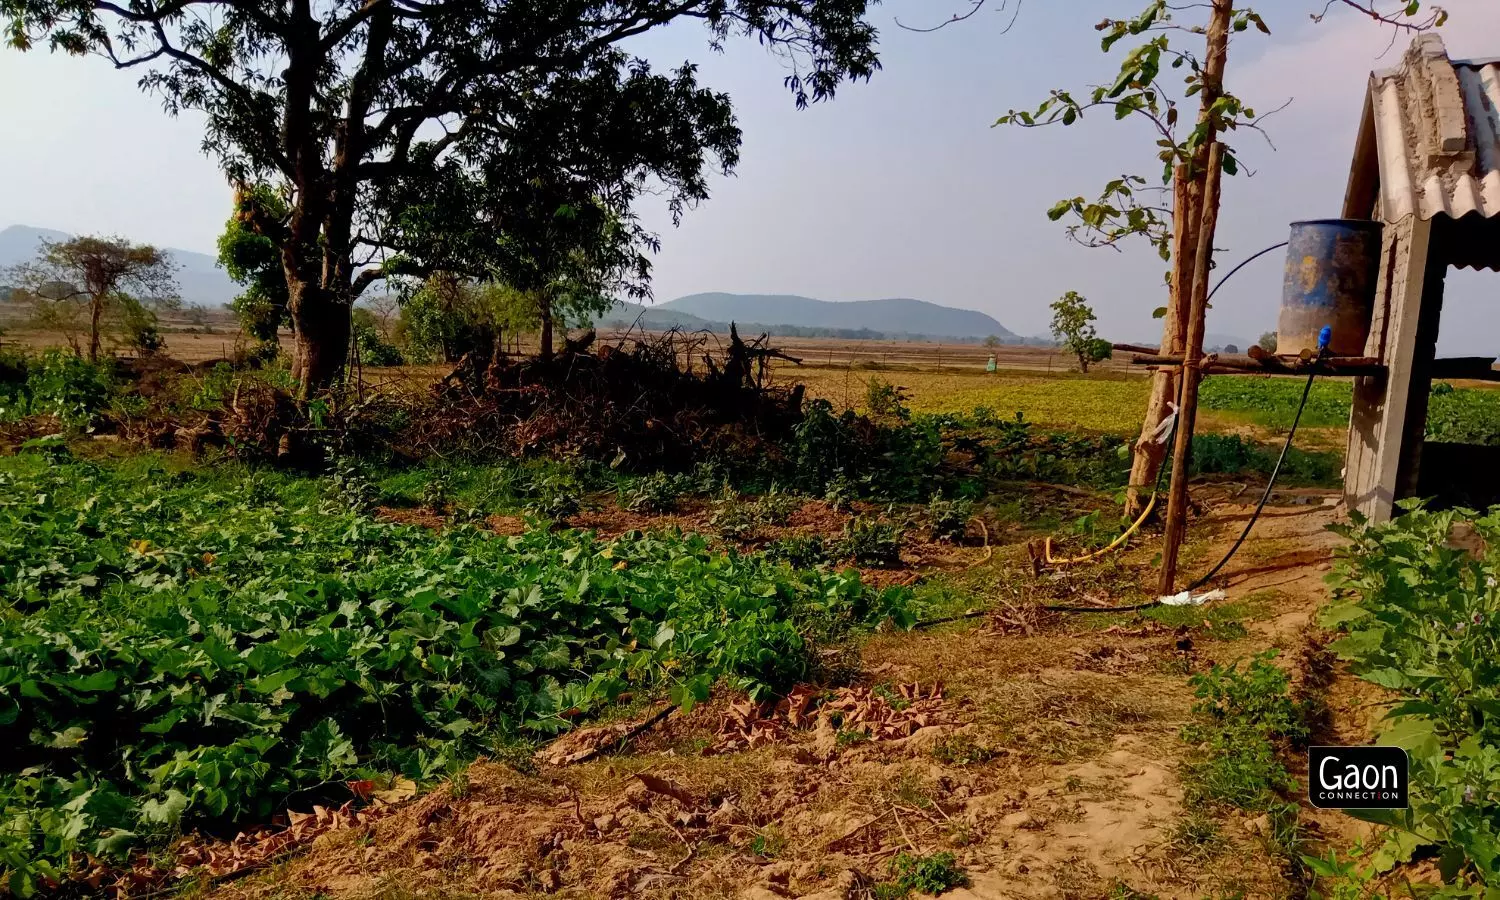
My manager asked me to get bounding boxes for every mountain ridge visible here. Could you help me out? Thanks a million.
[658,292,1016,340]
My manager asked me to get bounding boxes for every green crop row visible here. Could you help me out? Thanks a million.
[0,450,911,894]
[1319,504,1500,896]
[1199,376,1500,445]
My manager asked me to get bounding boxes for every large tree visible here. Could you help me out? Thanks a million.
[5,235,178,362]
[2,1,880,395]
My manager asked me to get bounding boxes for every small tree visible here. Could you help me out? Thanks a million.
[1222,342,1240,354]
[1050,291,1111,373]
[983,335,1001,349]
[1257,331,1278,353]
[6,236,177,362]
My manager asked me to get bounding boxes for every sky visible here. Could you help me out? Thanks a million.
[1,0,1497,352]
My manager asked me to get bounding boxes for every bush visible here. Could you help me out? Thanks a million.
[884,851,968,896]
[1320,504,1500,891]
[0,351,116,426]
[755,488,801,526]
[524,471,582,521]
[926,493,974,542]
[838,518,904,568]
[619,472,684,513]
[865,377,911,422]
[763,535,832,569]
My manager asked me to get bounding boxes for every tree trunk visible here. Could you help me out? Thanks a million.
[1124,0,1233,516]
[1127,166,1198,514]
[88,295,103,363]
[538,297,554,361]
[288,277,351,398]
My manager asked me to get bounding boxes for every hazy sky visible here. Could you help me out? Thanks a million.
[2,0,1497,352]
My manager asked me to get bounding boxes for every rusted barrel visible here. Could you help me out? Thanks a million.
[1277,219,1383,357]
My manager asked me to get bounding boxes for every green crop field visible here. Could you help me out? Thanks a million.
[785,364,1500,446]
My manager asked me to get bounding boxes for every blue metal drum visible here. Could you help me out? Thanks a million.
[1277,219,1383,357]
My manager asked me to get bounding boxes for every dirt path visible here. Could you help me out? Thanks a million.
[209,493,1353,900]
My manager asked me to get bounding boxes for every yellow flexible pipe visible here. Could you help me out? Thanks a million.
[1042,489,1158,566]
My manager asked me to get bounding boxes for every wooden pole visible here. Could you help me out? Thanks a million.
[1126,0,1234,516]
[1159,142,1225,596]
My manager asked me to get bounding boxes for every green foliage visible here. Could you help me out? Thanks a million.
[1257,331,1278,354]
[883,851,968,896]
[787,400,943,502]
[1197,377,1353,429]
[112,296,166,355]
[763,535,833,569]
[398,277,532,364]
[1427,388,1500,446]
[218,185,291,357]
[1049,291,1110,373]
[351,308,404,367]
[0,454,911,888]
[994,1,1265,259]
[523,471,583,522]
[931,733,997,766]
[1186,432,1339,484]
[1198,374,1500,447]
[709,489,758,540]
[1321,504,1500,893]
[926,493,974,542]
[865,377,911,422]
[755,488,802,526]
[1181,651,1307,814]
[618,472,685,514]
[0,350,116,426]
[838,518,904,568]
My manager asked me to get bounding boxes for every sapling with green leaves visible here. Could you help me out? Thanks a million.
[921,0,1443,512]
[1049,291,1112,374]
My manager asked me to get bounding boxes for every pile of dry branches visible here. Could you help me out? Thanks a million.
[387,325,806,468]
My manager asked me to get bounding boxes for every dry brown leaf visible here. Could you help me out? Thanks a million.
[634,773,697,807]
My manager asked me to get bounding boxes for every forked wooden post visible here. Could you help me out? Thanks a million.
[1159,143,1225,595]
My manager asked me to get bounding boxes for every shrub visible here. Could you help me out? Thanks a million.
[763,535,832,569]
[838,518,904,568]
[710,488,758,539]
[865,377,911,422]
[755,488,801,526]
[524,471,582,521]
[926,494,974,542]
[0,351,115,426]
[885,851,967,896]
[619,472,683,514]
[1319,503,1500,891]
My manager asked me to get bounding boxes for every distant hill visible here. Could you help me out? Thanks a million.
[663,293,1016,340]
[599,292,1042,343]
[0,224,240,308]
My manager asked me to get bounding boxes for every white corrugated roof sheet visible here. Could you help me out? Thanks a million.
[1370,35,1500,220]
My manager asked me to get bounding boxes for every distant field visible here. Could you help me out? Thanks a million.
[9,314,1499,447]
[779,362,1500,449]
